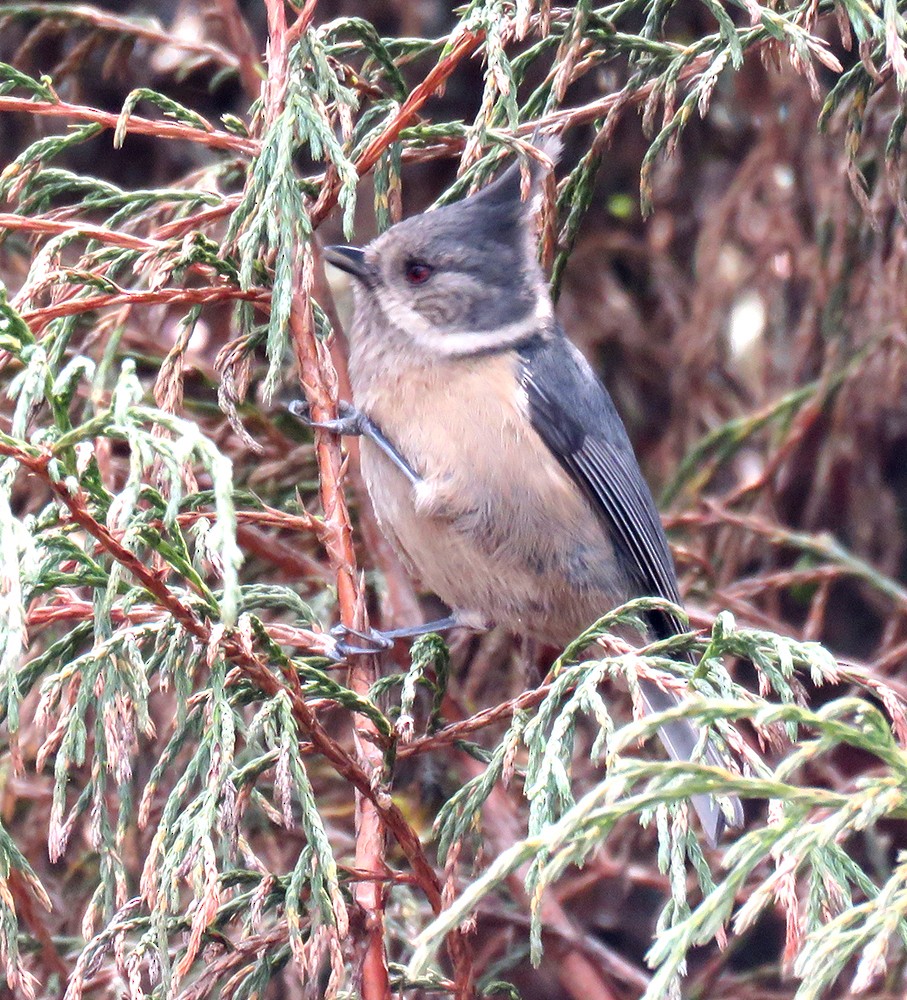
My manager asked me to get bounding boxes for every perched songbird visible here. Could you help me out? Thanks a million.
[309,137,743,843]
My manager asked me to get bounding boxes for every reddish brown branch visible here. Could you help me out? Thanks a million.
[0,95,259,155]
[25,599,338,659]
[265,3,392,996]
[287,0,320,46]
[0,213,167,252]
[310,27,486,228]
[263,5,482,994]
[20,285,268,330]
[154,198,243,239]
[0,434,446,924]
[398,683,555,758]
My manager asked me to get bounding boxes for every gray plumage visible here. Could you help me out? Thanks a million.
[322,139,743,844]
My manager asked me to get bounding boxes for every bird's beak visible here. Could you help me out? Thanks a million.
[323,244,371,281]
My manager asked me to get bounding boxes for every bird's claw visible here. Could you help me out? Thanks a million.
[287,399,362,436]
[329,623,394,657]
[287,399,421,486]
[287,399,311,423]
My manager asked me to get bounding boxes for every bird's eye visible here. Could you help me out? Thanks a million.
[404,260,434,285]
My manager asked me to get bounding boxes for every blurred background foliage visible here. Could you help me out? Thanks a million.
[1,1,907,998]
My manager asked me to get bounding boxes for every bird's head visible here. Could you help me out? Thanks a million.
[324,136,561,357]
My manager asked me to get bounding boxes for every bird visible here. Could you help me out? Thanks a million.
[304,135,743,844]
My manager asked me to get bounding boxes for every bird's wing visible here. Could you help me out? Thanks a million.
[518,331,684,640]
[518,331,744,840]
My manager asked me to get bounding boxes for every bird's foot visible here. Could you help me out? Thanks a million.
[330,623,395,657]
[287,399,421,486]
[328,616,463,658]
[287,399,363,436]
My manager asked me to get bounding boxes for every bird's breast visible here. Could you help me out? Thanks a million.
[355,352,574,522]
[350,349,629,641]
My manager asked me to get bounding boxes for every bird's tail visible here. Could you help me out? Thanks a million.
[638,678,744,847]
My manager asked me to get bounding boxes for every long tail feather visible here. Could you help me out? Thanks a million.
[638,678,744,846]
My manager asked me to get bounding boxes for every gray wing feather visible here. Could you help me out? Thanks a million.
[519,331,744,842]
[518,336,684,638]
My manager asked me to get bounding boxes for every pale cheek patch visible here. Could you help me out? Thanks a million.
[375,274,552,360]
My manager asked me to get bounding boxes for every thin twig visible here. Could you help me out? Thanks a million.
[6,2,243,69]
[398,683,556,759]
[265,3,391,996]
[310,27,486,227]
[697,501,907,610]
[20,285,268,330]
[211,0,265,99]
[0,213,169,251]
[0,95,259,155]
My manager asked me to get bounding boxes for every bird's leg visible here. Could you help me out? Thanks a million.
[287,399,362,437]
[330,615,462,658]
[287,399,420,486]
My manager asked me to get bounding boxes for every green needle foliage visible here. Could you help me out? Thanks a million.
[415,607,907,999]
[0,1,905,998]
